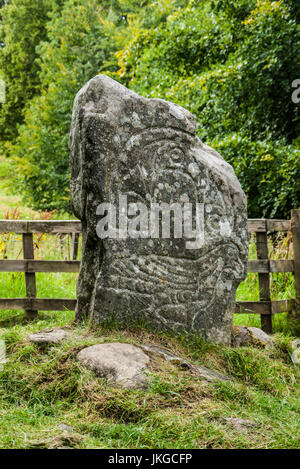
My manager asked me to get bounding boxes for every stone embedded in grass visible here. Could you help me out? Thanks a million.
[141,343,230,382]
[58,424,75,433]
[231,325,250,347]
[224,417,256,431]
[77,342,150,389]
[231,325,271,348]
[291,339,300,365]
[28,328,70,344]
[141,344,190,367]
[192,365,231,383]
[247,327,272,346]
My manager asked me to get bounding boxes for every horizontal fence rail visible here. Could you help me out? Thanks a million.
[0,259,294,274]
[0,219,291,234]
[0,260,80,273]
[0,211,299,332]
[0,220,82,234]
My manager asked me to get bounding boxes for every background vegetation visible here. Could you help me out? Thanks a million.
[0,2,299,449]
[0,0,299,216]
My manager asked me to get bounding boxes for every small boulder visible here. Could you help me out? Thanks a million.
[141,344,190,368]
[28,328,70,344]
[142,343,230,382]
[77,342,150,389]
[193,365,231,383]
[58,424,75,433]
[224,417,256,431]
[231,325,250,347]
[231,325,271,347]
[291,339,300,365]
[247,327,272,346]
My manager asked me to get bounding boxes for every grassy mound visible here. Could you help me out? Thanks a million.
[0,311,299,449]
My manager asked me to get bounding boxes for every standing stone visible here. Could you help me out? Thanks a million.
[70,75,248,344]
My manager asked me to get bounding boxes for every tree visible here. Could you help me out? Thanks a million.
[0,0,60,148]
[10,0,130,211]
[116,0,300,217]
[3,0,299,218]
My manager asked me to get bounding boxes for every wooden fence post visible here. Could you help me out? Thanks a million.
[71,232,79,260]
[22,232,38,319]
[256,231,272,333]
[291,209,300,314]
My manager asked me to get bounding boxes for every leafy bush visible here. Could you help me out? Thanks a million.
[10,0,123,211]
[1,0,299,216]
[0,0,60,145]
[211,134,300,218]
[117,0,300,218]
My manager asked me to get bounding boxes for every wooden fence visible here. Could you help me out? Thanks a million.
[0,210,299,333]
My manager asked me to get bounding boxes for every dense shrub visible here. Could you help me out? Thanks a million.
[0,0,299,216]
[211,134,300,218]
[10,0,124,211]
[117,0,300,217]
[0,0,60,146]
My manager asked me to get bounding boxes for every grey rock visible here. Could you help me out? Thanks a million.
[28,328,70,344]
[77,342,150,389]
[142,343,230,381]
[224,417,256,430]
[291,339,300,350]
[70,74,248,345]
[247,327,271,346]
[231,325,250,347]
[231,325,271,347]
[291,350,300,365]
[141,344,190,368]
[291,339,300,365]
[192,365,230,382]
[58,424,75,433]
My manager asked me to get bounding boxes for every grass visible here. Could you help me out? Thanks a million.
[0,154,299,449]
[0,319,299,449]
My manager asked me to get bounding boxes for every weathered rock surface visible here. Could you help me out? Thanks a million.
[142,343,230,382]
[141,344,190,367]
[0,339,6,371]
[291,339,300,365]
[28,328,70,344]
[77,342,150,389]
[58,424,75,433]
[70,74,248,344]
[224,417,256,431]
[231,325,271,347]
[192,365,230,382]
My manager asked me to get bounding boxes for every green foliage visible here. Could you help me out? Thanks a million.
[211,134,300,218]
[0,0,299,216]
[10,0,125,211]
[0,0,60,145]
[117,0,300,218]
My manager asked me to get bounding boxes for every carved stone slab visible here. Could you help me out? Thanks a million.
[70,75,248,344]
